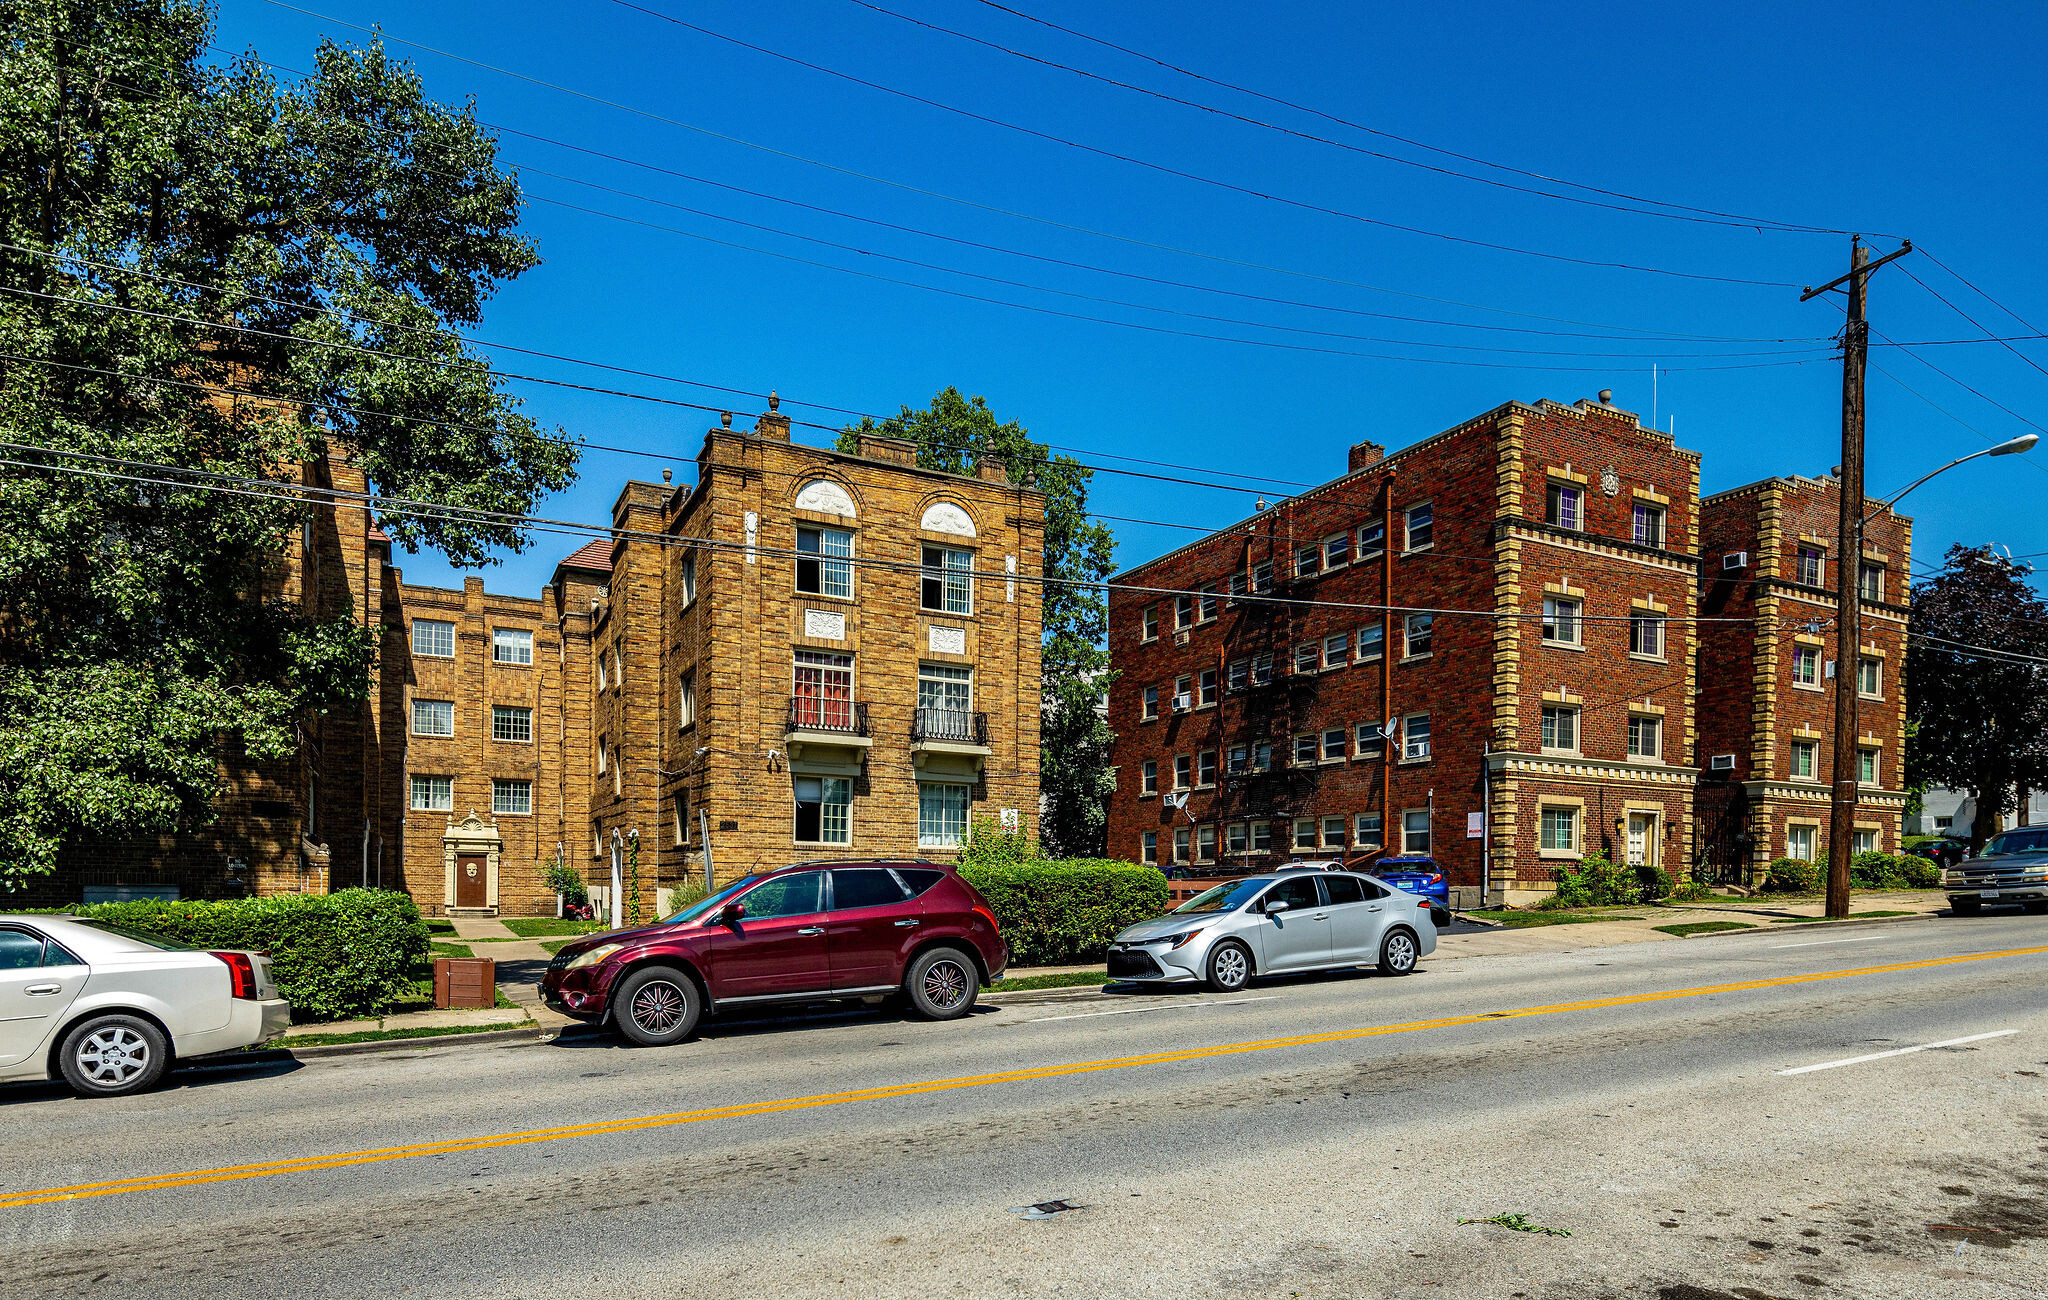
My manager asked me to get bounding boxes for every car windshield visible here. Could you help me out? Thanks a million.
[1173,879,1269,915]
[1981,828,2048,857]
[665,878,756,924]
[66,919,202,952]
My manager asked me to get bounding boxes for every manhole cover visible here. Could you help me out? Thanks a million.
[1011,1199,1085,1220]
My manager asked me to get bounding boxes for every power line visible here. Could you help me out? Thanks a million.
[1908,630,2048,667]
[594,0,1799,288]
[967,0,1895,239]
[1918,248,2048,340]
[1897,261,2048,382]
[1871,327,2048,440]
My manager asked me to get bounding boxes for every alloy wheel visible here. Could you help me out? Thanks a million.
[76,1026,151,1087]
[922,958,970,1010]
[1213,944,1248,988]
[630,980,688,1034]
[1386,933,1417,972]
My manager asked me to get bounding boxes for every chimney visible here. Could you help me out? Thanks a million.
[859,432,918,467]
[1348,441,1385,473]
[976,455,1010,484]
[751,392,791,443]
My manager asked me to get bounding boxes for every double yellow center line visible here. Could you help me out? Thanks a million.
[5,943,2042,1209]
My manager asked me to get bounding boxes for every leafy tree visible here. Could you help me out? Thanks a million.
[1905,546,2048,849]
[840,388,1116,854]
[0,1,576,886]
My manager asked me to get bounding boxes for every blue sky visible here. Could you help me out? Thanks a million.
[216,0,2048,596]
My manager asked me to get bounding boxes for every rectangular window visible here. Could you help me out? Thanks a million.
[1174,755,1192,790]
[1404,502,1434,551]
[411,699,454,737]
[1197,750,1218,787]
[1196,824,1218,864]
[597,655,608,692]
[409,774,452,812]
[1357,623,1384,661]
[597,734,608,774]
[1792,646,1821,687]
[680,552,697,605]
[1251,653,1274,685]
[492,627,533,665]
[796,526,854,599]
[1198,669,1218,707]
[1402,809,1431,854]
[795,775,853,844]
[1322,816,1347,849]
[1227,571,1248,600]
[1173,827,1190,865]
[1294,818,1317,851]
[1790,740,1818,780]
[1403,713,1431,762]
[1142,831,1159,865]
[1227,659,1249,692]
[1632,504,1666,548]
[1404,613,1433,658]
[921,545,973,614]
[1227,744,1248,775]
[1199,584,1219,622]
[917,782,971,848]
[411,619,455,658]
[1540,806,1578,852]
[1324,631,1349,665]
[1858,563,1884,601]
[1324,533,1351,568]
[1174,675,1192,709]
[1630,614,1666,658]
[1250,820,1272,852]
[918,662,974,726]
[491,705,533,743]
[1541,597,1581,646]
[1355,812,1383,846]
[1547,483,1582,530]
[1358,520,1386,558]
[1295,544,1321,578]
[792,650,856,731]
[1250,560,1273,593]
[1250,741,1272,772]
[1787,825,1817,862]
[1540,705,1579,752]
[1141,760,1158,796]
[1858,657,1882,697]
[1852,829,1876,854]
[1296,642,1321,674]
[1628,714,1663,760]
[1355,721,1384,758]
[678,671,696,728]
[491,778,532,817]
[1142,605,1159,640]
[1175,594,1194,629]
[1322,728,1347,761]
[1142,685,1160,720]
[1227,822,1249,855]
[1858,748,1879,785]
[1796,546,1824,587]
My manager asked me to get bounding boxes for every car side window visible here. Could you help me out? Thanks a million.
[892,868,945,897]
[738,872,824,919]
[1322,875,1366,906]
[1357,878,1390,900]
[832,869,907,911]
[41,938,84,966]
[0,930,43,970]
[1264,877,1321,911]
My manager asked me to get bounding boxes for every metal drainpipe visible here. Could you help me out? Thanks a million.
[1380,471,1396,855]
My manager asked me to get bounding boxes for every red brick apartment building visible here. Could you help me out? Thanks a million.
[1693,474,1912,877]
[1107,396,1706,907]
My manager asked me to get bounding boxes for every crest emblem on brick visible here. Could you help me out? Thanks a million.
[1600,466,1620,497]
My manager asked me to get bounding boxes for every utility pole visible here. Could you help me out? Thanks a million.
[1801,237,1911,919]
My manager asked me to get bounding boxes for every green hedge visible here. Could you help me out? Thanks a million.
[1762,858,1821,893]
[1761,853,1940,894]
[958,859,1169,967]
[56,889,431,1022]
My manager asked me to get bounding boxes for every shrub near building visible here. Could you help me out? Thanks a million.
[953,817,1168,965]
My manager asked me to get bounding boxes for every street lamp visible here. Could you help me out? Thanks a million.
[1826,430,2037,917]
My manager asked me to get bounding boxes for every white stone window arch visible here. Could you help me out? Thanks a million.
[920,500,978,537]
[794,479,858,517]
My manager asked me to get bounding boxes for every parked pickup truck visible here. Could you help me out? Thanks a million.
[1944,826,2048,915]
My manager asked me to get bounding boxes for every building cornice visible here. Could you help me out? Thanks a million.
[1485,751,1700,787]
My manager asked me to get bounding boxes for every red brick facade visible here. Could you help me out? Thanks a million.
[1107,397,1703,906]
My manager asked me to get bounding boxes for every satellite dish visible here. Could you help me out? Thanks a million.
[1384,716,1399,737]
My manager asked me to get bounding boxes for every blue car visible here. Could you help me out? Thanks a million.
[1372,856,1452,927]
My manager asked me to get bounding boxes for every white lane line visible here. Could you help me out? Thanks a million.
[1778,1030,2018,1076]
[1024,996,1278,1023]
[1772,934,1892,949]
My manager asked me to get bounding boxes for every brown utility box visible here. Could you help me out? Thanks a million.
[433,957,496,1009]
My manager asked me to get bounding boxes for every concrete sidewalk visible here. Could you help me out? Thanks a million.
[1432,889,1950,961]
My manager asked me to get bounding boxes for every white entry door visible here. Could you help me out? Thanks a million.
[1627,813,1657,869]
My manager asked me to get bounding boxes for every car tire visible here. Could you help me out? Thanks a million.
[1951,897,1983,916]
[56,1014,172,1098]
[1378,928,1420,976]
[1205,940,1253,992]
[905,947,979,1020]
[612,965,701,1047]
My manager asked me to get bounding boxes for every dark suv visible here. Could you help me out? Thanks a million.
[541,860,1008,1046]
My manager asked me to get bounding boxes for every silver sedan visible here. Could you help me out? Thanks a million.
[1107,872,1438,992]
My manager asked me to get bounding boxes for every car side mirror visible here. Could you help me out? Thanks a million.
[1264,900,1289,914]
[714,902,745,926]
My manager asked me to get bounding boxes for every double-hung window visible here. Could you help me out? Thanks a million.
[1322,728,1347,761]
[1293,734,1318,767]
[409,774,452,812]
[1790,740,1818,780]
[678,671,696,728]
[1787,824,1817,861]
[1402,714,1431,761]
[492,705,533,743]
[1227,659,1249,692]
[1858,563,1885,601]
[1324,533,1351,568]
[1358,520,1385,558]
[1402,809,1431,853]
[1541,597,1581,646]
[1540,705,1579,753]
[1355,721,1384,759]
[1792,646,1821,688]
[1250,560,1273,594]
[1355,812,1383,846]
[1547,482,1582,530]
[412,699,454,737]
[1404,502,1433,551]
[1858,747,1880,785]
[796,526,854,599]
[1540,807,1578,853]
[1294,819,1317,851]
[1199,584,1219,622]
[1627,714,1662,761]
[1630,613,1665,658]
[1250,653,1274,685]
[412,619,455,659]
[1141,761,1158,796]
[492,628,533,665]
[1321,816,1347,849]
[1142,606,1159,640]
[793,650,855,731]
[795,777,853,844]
[1227,823,1249,855]
[1198,669,1218,707]
[1858,657,1882,697]
[1175,594,1194,629]
[491,779,532,816]
[1296,642,1321,674]
[1196,825,1217,864]
[920,545,973,614]
[1142,831,1159,864]
[1142,686,1160,720]
[680,552,698,605]
[1323,631,1348,665]
[1227,744,1248,775]
[1250,820,1272,852]
[1197,750,1218,786]
[1174,755,1192,791]
[1404,613,1433,658]
[1357,623,1384,661]
[1295,544,1321,578]
[1632,504,1666,548]
[917,782,971,847]
[1796,546,1825,587]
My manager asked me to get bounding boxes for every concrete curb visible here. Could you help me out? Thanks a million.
[1656,909,1944,940]
[217,1022,546,1064]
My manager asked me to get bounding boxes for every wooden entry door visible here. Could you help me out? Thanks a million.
[455,853,488,909]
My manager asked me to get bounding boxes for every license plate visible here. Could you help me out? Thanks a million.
[1981,889,2001,899]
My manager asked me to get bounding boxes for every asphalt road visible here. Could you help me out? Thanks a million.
[1,914,2044,1300]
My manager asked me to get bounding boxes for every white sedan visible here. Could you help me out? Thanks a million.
[0,915,291,1097]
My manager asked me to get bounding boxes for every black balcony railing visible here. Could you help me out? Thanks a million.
[912,707,989,745]
[786,697,869,737]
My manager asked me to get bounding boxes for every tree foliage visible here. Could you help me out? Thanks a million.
[1905,546,2048,847]
[0,1,577,884]
[840,388,1116,854]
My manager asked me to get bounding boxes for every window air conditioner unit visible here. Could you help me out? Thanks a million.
[1171,694,1192,712]
[1173,630,1191,646]
[1709,754,1736,772]
[1722,551,1748,571]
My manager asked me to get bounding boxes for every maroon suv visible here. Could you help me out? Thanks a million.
[541,860,1008,1046]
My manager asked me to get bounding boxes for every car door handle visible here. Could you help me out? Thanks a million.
[1312,912,1328,920]
[24,984,62,996]
[1366,905,1382,912]
[893,919,919,928]
[796,927,824,936]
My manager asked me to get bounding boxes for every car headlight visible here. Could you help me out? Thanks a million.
[1156,930,1205,950]
[565,942,625,971]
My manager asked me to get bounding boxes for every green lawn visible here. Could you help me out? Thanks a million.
[428,940,474,959]
[993,971,1113,992]
[1654,920,1756,937]
[1467,909,1645,929]
[502,916,608,938]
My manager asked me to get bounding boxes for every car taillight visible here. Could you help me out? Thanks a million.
[1417,899,1432,911]
[1427,873,1443,884]
[972,903,1000,932]
[211,951,258,1000]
